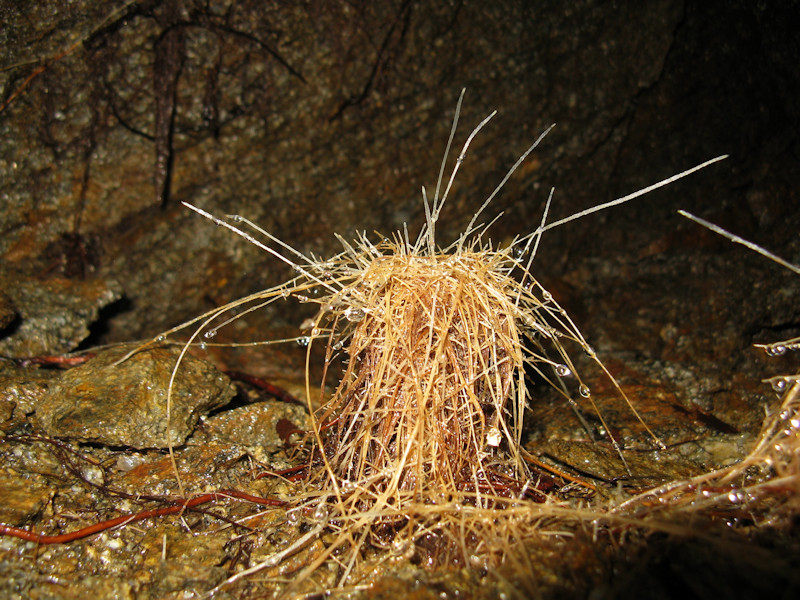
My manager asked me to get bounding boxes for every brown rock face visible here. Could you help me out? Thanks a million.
[35,347,235,448]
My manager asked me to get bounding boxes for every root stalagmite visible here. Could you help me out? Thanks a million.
[317,250,528,501]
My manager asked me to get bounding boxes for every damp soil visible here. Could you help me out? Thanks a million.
[2,1,800,598]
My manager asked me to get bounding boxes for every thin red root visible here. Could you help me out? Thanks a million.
[0,489,285,545]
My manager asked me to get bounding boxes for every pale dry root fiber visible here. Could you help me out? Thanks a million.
[288,234,608,571]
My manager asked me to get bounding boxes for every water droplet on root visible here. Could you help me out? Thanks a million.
[771,378,787,392]
[313,503,329,523]
[344,307,365,322]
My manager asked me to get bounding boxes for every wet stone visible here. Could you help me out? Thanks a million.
[530,439,702,490]
[0,291,17,332]
[0,469,53,526]
[23,576,134,600]
[142,527,229,598]
[113,441,246,496]
[0,358,57,425]
[0,399,13,425]
[0,267,122,357]
[201,400,310,450]
[35,347,235,448]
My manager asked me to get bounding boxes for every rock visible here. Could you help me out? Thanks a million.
[113,441,245,496]
[202,400,310,450]
[0,358,56,426]
[142,528,228,597]
[35,347,235,448]
[0,266,122,357]
[0,469,53,526]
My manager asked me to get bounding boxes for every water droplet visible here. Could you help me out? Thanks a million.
[766,344,787,356]
[311,327,321,336]
[555,364,572,377]
[391,537,410,556]
[296,294,310,303]
[81,464,104,486]
[229,214,244,222]
[286,510,300,524]
[771,378,787,392]
[486,427,502,447]
[542,290,553,301]
[727,489,745,504]
[313,503,329,523]
[204,329,218,339]
[199,342,207,350]
[155,335,166,342]
[344,307,365,322]
[280,289,290,298]
[579,384,591,398]
[297,336,310,347]
[333,341,344,351]
[469,554,488,569]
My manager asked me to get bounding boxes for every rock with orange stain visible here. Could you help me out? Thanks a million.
[35,347,234,448]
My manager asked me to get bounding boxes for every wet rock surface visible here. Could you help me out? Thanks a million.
[0,470,54,527]
[201,400,310,451]
[35,347,235,448]
[2,0,799,599]
[0,266,122,357]
[0,358,57,427]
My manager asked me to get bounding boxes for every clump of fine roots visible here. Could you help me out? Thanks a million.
[149,92,733,586]
[316,248,531,500]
